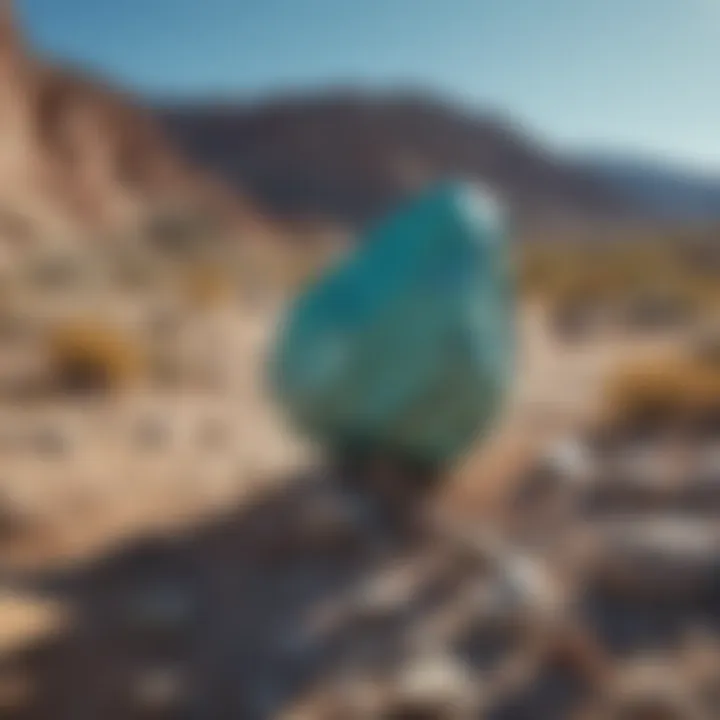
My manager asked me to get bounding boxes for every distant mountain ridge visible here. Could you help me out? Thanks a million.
[156,93,634,230]
[0,0,717,246]
[575,154,720,223]
[157,93,720,232]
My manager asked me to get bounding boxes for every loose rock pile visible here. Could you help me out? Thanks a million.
[1,433,719,719]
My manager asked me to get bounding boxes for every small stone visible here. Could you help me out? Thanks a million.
[588,657,709,720]
[385,653,480,719]
[124,581,195,634]
[133,665,187,710]
[350,563,424,623]
[513,437,595,517]
[543,437,595,483]
[472,552,565,630]
[587,518,720,601]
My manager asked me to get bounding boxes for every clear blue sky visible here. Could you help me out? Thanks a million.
[19,0,720,170]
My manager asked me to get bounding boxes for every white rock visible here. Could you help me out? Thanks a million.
[133,665,187,709]
[588,518,720,600]
[473,552,564,627]
[387,653,479,718]
[542,436,595,484]
[598,658,708,720]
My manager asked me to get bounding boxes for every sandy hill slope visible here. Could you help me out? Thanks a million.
[0,1,270,246]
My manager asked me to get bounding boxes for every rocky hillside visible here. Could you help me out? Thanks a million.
[158,92,633,230]
[0,1,267,245]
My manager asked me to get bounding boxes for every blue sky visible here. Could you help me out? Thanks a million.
[19,0,720,170]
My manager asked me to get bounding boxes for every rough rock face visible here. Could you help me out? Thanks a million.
[0,1,267,242]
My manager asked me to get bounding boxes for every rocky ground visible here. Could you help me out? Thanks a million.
[0,302,717,720]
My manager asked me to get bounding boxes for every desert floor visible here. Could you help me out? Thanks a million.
[0,302,714,720]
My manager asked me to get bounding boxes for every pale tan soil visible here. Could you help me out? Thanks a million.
[0,302,673,569]
[0,301,709,720]
[448,303,687,516]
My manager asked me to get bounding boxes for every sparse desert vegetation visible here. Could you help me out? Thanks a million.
[601,353,720,440]
[0,3,718,717]
[0,222,717,718]
[44,319,147,396]
[518,230,720,338]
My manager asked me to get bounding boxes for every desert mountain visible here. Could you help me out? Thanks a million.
[2,0,715,249]
[158,92,634,231]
